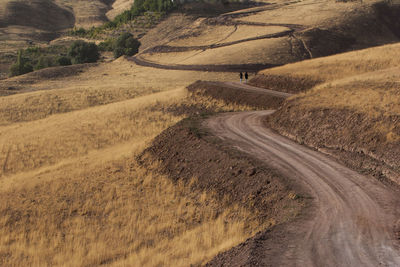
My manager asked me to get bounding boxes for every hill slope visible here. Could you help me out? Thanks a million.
[255,42,400,185]
[135,0,400,71]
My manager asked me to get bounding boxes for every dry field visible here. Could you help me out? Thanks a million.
[137,0,400,69]
[0,53,261,266]
[1,0,400,265]
[262,42,400,114]
[0,57,235,124]
[263,42,400,184]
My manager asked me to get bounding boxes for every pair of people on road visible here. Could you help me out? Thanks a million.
[240,72,249,83]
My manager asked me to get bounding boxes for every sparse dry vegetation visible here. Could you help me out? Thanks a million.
[0,56,262,265]
[0,157,261,266]
[0,85,267,266]
[265,43,400,185]
[2,0,400,265]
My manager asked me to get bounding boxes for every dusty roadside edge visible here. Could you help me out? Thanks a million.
[137,115,310,266]
[135,82,311,265]
[187,80,285,109]
[267,104,400,189]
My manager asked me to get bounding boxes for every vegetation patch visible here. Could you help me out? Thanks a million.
[9,42,96,77]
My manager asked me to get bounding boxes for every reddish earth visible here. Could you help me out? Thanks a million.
[268,105,400,187]
[248,73,322,93]
[187,81,290,109]
[205,111,400,266]
[138,117,304,231]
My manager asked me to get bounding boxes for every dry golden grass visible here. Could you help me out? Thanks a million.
[142,37,289,65]
[237,0,360,26]
[0,150,262,267]
[0,83,265,266]
[106,0,134,20]
[0,89,186,177]
[168,25,236,46]
[263,43,400,144]
[298,70,400,116]
[167,25,288,47]
[0,58,235,124]
[262,43,400,82]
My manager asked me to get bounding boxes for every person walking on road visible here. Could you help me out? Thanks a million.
[239,72,243,83]
[245,72,249,83]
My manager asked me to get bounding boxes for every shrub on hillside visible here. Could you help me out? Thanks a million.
[34,56,57,71]
[113,33,141,58]
[98,39,114,52]
[67,41,100,64]
[10,50,33,76]
[112,0,174,26]
[57,56,72,66]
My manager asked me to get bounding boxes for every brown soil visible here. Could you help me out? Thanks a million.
[248,74,322,93]
[268,105,400,186]
[204,111,400,266]
[187,81,286,109]
[138,117,304,229]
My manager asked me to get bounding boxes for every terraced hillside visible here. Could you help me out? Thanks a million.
[0,0,400,265]
[134,0,400,71]
[252,42,400,185]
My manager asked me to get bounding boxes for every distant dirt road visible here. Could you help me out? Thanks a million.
[222,81,292,98]
[206,110,400,266]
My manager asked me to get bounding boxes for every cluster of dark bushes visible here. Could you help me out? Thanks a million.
[10,34,141,76]
[10,41,99,76]
[112,0,174,26]
[99,33,141,58]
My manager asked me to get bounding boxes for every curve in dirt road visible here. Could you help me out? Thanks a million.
[142,29,295,54]
[133,1,308,73]
[206,111,400,266]
[130,56,281,72]
[222,81,292,98]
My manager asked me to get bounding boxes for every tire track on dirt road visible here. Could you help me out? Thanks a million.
[205,110,400,266]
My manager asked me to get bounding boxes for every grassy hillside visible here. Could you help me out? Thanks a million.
[0,88,269,266]
[261,43,400,185]
[0,51,278,265]
[137,0,400,69]
[1,0,400,265]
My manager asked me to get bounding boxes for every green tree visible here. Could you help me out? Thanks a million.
[113,33,141,58]
[67,41,100,64]
[10,50,33,76]
[57,56,72,66]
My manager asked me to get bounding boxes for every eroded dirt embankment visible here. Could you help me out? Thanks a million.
[248,74,322,93]
[187,80,286,109]
[139,117,304,228]
[268,103,400,187]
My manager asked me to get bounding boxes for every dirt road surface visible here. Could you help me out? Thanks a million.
[223,82,292,98]
[205,110,400,266]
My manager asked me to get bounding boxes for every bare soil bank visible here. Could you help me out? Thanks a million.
[268,104,400,187]
[139,118,304,226]
[248,74,322,93]
[187,80,285,109]
[138,117,305,265]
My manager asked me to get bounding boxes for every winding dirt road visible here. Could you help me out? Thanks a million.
[206,111,400,266]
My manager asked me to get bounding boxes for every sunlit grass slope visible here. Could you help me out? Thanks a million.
[265,42,400,184]
[0,70,261,266]
[0,58,235,125]
[0,147,260,266]
[263,43,400,116]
